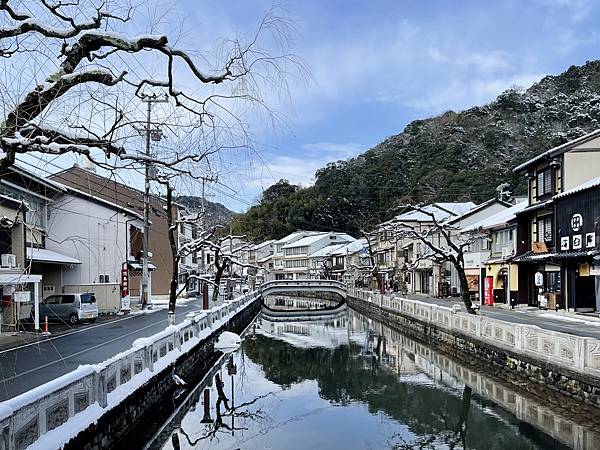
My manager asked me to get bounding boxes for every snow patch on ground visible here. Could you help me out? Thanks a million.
[538,313,600,327]
[214,331,242,352]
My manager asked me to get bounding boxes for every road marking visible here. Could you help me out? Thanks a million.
[0,307,204,383]
[0,306,203,355]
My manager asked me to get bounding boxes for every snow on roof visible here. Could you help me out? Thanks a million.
[513,129,600,172]
[309,243,347,258]
[27,247,81,265]
[257,254,273,263]
[394,202,476,223]
[274,230,317,245]
[554,176,600,200]
[253,239,275,250]
[434,202,477,215]
[56,182,144,220]
[462,201,527,232]
[283,232,354,249]
[333,238,367,255]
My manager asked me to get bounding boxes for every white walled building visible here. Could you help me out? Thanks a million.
[45,185,144,309]
[249,240,275,285]
[282,232,355,280]
[271,231,319,280]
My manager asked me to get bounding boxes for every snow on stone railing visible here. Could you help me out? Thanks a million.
[348,288,600,380]
[0,291,260,450]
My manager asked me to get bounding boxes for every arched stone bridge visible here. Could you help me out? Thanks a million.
[258,279,347,298]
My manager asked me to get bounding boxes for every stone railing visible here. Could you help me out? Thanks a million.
[0,291,260,450]
[259,279,347,298]
[348,288,600,380]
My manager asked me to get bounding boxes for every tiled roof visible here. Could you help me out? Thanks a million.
[554,176,600,200]
[462,201,527,232]
[393,202,476,223]
[309,244,347,258]
[513,249,599,262]
[283,232,354,249]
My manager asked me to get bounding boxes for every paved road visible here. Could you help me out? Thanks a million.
[390,293,600,340]
[0,299,208,402]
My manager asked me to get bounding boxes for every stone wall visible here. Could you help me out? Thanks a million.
[347,294,600,415]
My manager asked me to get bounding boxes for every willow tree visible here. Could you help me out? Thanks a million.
[0,1,303,314]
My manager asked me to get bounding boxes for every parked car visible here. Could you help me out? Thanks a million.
[34,293,98,324]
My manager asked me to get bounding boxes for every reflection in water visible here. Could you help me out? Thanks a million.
[150,307,599,450]
[263,294,341,311]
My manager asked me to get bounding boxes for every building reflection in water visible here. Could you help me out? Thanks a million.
[263,294,341,311]
[155,304,599,450]
[256,309,600,450]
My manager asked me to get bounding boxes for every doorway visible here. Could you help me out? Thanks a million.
[567,265,596,312]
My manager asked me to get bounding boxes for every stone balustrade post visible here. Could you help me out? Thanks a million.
[93,370,108,408]
[575,337,587,371]
[175,329,181,351]
[145,344,154,373]
[514,325,524,351]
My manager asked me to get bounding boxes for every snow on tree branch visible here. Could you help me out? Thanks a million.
[0,2,304,172]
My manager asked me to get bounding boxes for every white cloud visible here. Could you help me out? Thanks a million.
[247,142,366,189]
[536,0,593,22]
[403,72,545,115]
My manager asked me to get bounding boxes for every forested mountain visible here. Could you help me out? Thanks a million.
[232,60,600,241]
[175,195,235,228]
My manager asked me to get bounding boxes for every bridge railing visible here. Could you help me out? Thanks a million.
[260,279,346,289]
[0,291,260,450]
[348,288,600,380]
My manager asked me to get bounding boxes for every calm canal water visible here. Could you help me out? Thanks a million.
[147,306,599,450]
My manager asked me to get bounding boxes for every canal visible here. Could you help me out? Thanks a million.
[144,302,600,450]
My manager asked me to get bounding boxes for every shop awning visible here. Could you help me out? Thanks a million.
[0,271,42,284]
[128,262,157,271]
[27,247,81,265]
[483,257,511,265]
[513,250,599,263]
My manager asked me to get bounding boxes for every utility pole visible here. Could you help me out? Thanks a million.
[137,93,168,309]
[198,176,216,274]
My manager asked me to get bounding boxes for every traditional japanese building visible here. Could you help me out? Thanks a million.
[512,130,600,308]
[553,178,600,311]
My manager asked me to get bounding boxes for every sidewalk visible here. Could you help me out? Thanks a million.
[358,290,600,340]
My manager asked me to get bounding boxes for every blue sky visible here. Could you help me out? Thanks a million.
[17,0,600,212]
[183,0,600,211]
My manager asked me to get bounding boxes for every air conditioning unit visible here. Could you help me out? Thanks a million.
[43,285,55,298]
[1,254,16,268]
[501,247,513,258]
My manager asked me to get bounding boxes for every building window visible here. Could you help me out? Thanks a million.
[545,271,561,293]
[536,168,553,198]
[192,251,197,264]
[130,226,143,259]
[493,229,512,254]
[537,215,553,245]
[285,259,308,268]
[284,246,308,256]
[191,224,198,239]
